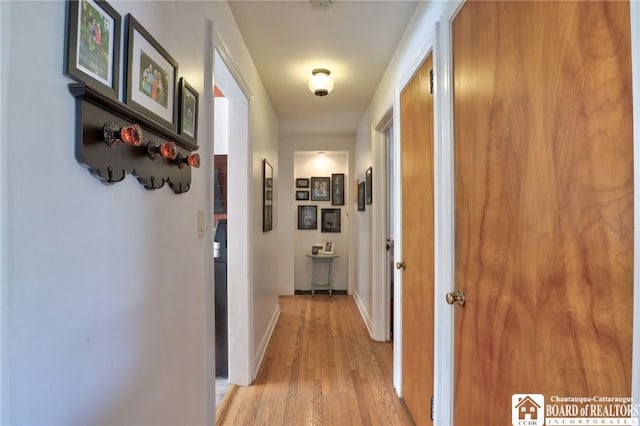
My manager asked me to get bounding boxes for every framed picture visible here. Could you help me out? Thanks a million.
[178,78,198,145]
[321,208,341,233]
[323,240,335,255]
[296,178,310,188]
[296,190,310,201]
[65,0,121,99]
[332,173,345,206]
[125,14,178,130]
[263,159,273,232]
[358,181,366,212]
[365,167,373,204]
[298,205,318,230]
[311,177,331,201]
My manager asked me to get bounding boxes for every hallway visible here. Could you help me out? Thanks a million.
[216,296,414,425]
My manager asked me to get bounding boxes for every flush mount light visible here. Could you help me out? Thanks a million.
[308,69,334,96]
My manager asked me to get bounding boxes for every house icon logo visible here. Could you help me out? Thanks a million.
[512,394,544,426]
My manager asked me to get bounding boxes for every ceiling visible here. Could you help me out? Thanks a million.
[227,0,420,138]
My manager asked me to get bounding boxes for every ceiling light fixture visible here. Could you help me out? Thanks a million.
[308,69,334,97]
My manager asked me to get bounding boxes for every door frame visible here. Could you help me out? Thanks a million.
[371,110,393,343]
[433,1,640,424]
[210,25,255,389]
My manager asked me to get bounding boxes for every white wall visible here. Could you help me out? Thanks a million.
[293,152,349,292]
[1,0,280,423]
[214,97,229,155]
[277,137,355,296]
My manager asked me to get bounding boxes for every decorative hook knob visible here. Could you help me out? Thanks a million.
[103,122,142,147]
[176,153,200,169]
[147,140,177,160]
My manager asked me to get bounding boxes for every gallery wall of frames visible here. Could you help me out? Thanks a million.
[65,0,200,193]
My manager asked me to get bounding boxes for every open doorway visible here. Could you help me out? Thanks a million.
[384,124,395,341]
[212,46,252,407]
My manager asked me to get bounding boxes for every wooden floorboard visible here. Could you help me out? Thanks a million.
[216,295,415,426]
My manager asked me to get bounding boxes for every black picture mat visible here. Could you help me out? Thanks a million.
[311,177,331,201]
[365,167,372,204]
[124,13,178,131]
[332,173,345,206]
[178,77,199,146]
[263,159,273,232]
[296,178,310,188]
[65,0,121,99]
[298,205,318,230]
[321,208,341,233]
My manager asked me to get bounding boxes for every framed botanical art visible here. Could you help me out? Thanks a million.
[263,159,273,232]
[296,190,310,201]
[178,78,199,145]
[125,14,178,130]
[365,167,373,204]
[311,177,331,202]
[332,173,345,205]
[321,208,341,233]
[358,181,366,212]
[296,178,310,188]
[298,205,318,230]
[65,0,121,99]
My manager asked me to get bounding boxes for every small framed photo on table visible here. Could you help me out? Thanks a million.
[323,240,334,255]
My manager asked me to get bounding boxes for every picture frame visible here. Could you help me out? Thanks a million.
[365,167,373,204]
[358,181,366,212]
[321,208,341,233]
[296,190,310,201]
[332,173,345,206]
[263,159,273,232]
[125,14,178,130]
[178,77,199,145]
[298,205,318,230]
[311,177,331,202]
[323,240,335,255]
[65,0,121,99]
[296,178,310,188]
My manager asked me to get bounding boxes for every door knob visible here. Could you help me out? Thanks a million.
[446,289,465,307]
[396,261,406,270]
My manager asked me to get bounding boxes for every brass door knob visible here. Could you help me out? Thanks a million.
[396,261,406,271]
[446,289,465,307]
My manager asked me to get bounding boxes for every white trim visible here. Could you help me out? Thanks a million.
[253,305,281,379]
[353,289,373,336]
[212,29,254,387]
[630,0,640,417]
[370,123,389,342]
[392,88,403,394]
[205,20,216,426]
[433,18,455,426]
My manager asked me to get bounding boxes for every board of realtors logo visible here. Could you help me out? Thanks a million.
[512,394,545,426]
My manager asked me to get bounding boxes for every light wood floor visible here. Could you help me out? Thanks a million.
[216,295,415,425]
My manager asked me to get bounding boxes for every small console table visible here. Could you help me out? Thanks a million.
[305,254,340,296]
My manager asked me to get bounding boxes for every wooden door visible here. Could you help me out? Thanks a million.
[400,54,434,426]
[452,1,633,424]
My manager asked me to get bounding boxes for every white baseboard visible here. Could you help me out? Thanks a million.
[352,290,373,337]
[253,303,281,379]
